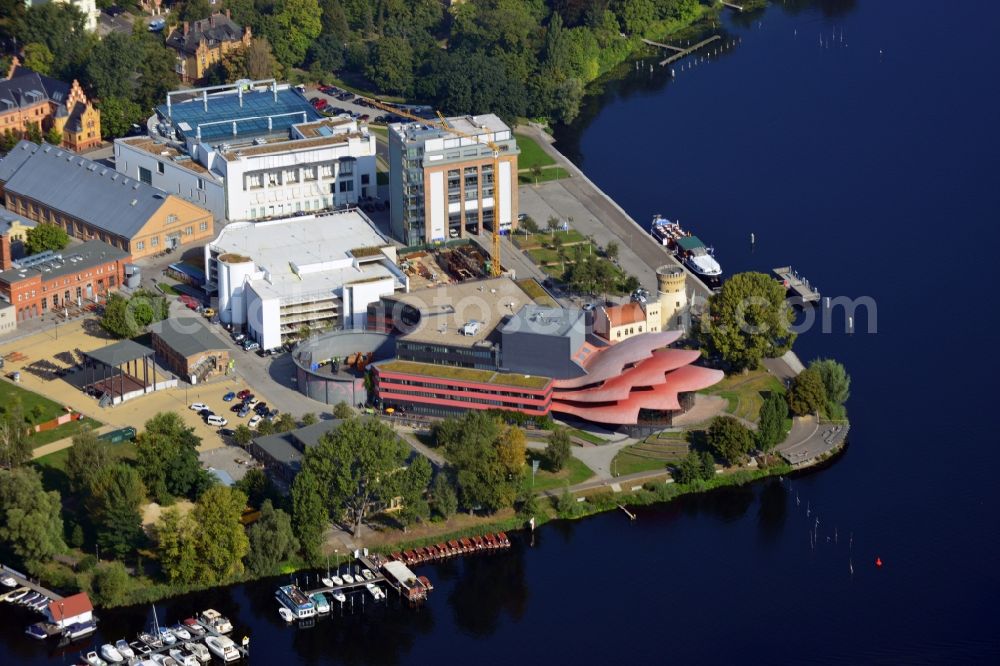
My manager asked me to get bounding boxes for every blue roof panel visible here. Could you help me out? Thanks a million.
[159,88,321,145]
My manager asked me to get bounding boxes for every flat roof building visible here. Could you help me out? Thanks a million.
[388,114,519,245]
[0,141,213,259]
[206,210,408,351]
[117,85,375,222]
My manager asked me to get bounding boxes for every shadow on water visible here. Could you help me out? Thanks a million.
[446,542,528,638]
[757,479,788,544]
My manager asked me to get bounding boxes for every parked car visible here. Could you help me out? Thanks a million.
[309,96,321,106]
[223,392,236,402]
[189,402,209,412]
[207,415,228,427]
[238,405,251,418]
[219,428,236,438]
[230,404,244,413]
[200,409,214,419]
[254,402,268,415]
[243,341,260,352]
[248,415,262,429]
[244,397,258,408]
[232,333,246,343]
[237,389,251,400]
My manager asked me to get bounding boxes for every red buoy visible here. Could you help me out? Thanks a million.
[875,557,883,568]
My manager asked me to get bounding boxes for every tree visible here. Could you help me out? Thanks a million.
[87,463,146,559]
[547,215,562,233]
[22,42,54,75]
[255,419,275,436]
[0,467,66,570]
[232,424,253,447]
[431,473,457,519]
[496,426,526,475]
[332,401,354,419]
[15,4,95,83]
[697,450,716,480]
[23,222,68,256]
[696,272,796,372]
[91,561,130,606]
[757,392,788,451]
[155,507,198,584]
[787,367,827,417]
[367,36,413,95]
[301,413,318,426]
[1,129,19,152]
[520,215,539,234]
[136,412,213,502]
[605,240,619,262]
[531,164,543,184]
[44,127,61,146]
[308,33,345,73]
[274,412,298,433]
[97,97,143,141]
[180,0,212,21]
[291,469,326,560]
[264,0,322,68]
[395,455,432,530]
[706,415,755,466]
[672,450,717,483]
[435,412,519,513]
[0,402,30,469]
[301,418,410,538]
[620,274,640,294]
[25,122,43,144]
[810,358,851,406]
[544,427,572,472]
[224,37,282,81]
[246,499,298,576]
[191,486,249,582]
[234,468,276,508]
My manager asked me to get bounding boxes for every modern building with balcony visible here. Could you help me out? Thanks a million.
[205,209,408,351]
[388,114,519,245]
[114,81,375,222]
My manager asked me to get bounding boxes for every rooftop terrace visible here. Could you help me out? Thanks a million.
[377,359,551,390]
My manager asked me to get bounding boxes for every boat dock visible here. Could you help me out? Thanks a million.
[642,35,722,67]
[0,564,64,603]
[773,266,821,303]
[134,614,250,661]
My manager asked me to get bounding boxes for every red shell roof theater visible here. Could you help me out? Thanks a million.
[367,280,722,429]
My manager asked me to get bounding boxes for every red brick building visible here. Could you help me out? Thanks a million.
[0,240,130,321]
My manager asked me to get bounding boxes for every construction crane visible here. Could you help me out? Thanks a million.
[361,98,505,277]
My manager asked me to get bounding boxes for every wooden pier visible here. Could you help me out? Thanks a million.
[773,266,821,303]
[1,565,64,602]
[643,35,722,67]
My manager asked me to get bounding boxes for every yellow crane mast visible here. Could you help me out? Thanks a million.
[362,99,504,277]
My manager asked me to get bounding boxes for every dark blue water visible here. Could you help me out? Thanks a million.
[4,1,999,663]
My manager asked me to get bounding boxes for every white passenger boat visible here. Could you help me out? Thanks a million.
[100,643,124,663]
[115,639,135,660]
[184,641,211,663]
[169,648,199,666]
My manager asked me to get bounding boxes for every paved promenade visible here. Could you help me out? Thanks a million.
[516,125,712,300]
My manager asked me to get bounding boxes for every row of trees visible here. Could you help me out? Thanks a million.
[787,358,851,418]
[100,289,170,339]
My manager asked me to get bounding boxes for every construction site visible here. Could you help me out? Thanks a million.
[398,241,499,291]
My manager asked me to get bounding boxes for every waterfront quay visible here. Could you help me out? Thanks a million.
[515,125,713,301]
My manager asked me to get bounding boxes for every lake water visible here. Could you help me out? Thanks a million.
[4,1,999,663]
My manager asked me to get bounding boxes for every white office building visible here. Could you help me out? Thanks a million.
[205,210,408,351]
[114,81,376,222]
[388,114,519,245]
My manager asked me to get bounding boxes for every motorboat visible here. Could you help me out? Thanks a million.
[151,655,179,666]
[139,632,162,648]
[330,591,346,604]
[133,641,153,657]
[182,618,206,635]
[169,648,199,666]
[361,569,375,581]
[63,620,98,640]
[278,607,295,622]
[321,577,335,588]
[100,643,124,663]
[1,575,16,587]
[183,641,211,663]
[81,651,108,666]
[115,639,135,660]
[341,573,354,584]
[198,609,233,634]
[157,626,177,645]
[6,588,29,602]
[365,583,380,600]
[170,624,192,641]
[20,591,41,605]
[205,635,241,662]
[30,596,49,611]
[310,593,330,614]
[331,575,344,586]
[24,623,49,640]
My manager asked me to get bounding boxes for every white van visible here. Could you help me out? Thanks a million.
[207,415,228,427]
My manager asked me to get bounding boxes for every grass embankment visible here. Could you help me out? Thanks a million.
[700,368,786,423]
[527,452,595,493]
[566,428,606,445]
[33,439,137,497]
[612,430,690,476]
[515,278,559,307]
[0,382,102,449]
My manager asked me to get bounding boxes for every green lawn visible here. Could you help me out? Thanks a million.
[527,247,564,265]
[34,439,137,497]
[567,428,605,445]
[514,132,556,170]
[378,359,551,389]
[527,452,595,493]
[612,433,691,476]
[519,166,571,185]
[156,282,180,296]
[0,381,102,449]
[514,229,587,249]
[515,278,558,307]
[700,369,785,423]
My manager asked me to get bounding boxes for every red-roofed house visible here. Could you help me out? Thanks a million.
[46,592,94,629]
[594,301,661,343]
